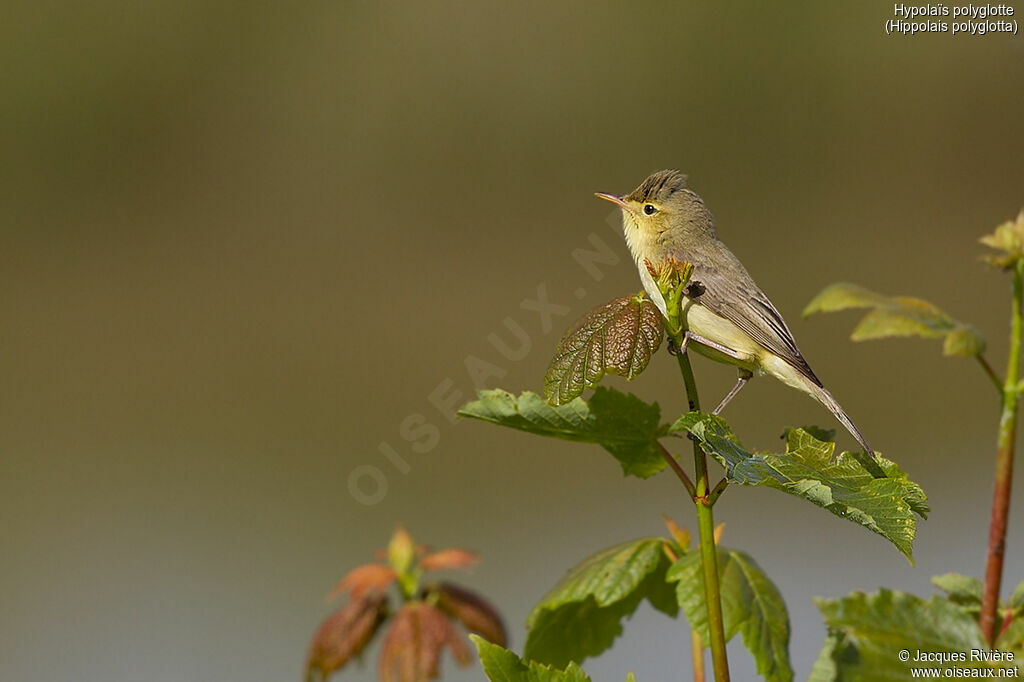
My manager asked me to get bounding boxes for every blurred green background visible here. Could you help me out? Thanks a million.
[2,1,1023,680]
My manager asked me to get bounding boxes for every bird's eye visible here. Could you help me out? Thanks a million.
[643,204,657,215]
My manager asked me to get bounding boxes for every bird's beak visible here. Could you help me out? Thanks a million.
[594,192,634,213]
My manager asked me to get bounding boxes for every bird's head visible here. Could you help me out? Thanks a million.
[595,170,715,254]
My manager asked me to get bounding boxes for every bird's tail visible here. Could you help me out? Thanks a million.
[806,382,886,478]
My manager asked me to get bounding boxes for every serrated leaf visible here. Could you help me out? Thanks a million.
[814,589,1016,680]
[326,563,397,602]
[305,592,389,680]
[524,538,677,667]
[544,295,663,405]
[378,602,471,682]
[432,582,508,647]
[527,538,676,620]
[420,548,479,572]
[806,631,841,682]
[931,573,983,615]
[672,413,928,562]
[472,636,592,682]
[803,282,985,357]
[668,548,792,682]
[458,388,667,478]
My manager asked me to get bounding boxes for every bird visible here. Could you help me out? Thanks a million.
[596,169,878,466]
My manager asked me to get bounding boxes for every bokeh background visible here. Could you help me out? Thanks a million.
[3,2,1023,680]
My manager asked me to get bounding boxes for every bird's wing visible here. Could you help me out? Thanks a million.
[687,247,822,387]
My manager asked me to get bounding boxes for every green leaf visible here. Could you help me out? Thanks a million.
[458,388,667,478]
[672,413,929,562]
[997,579,1024,657]
[803,282,985,357]
[931,573,983,615]
[472,635,591,682]
[806,632,841,682]
[996,616,1024,661]
[1009,578,1024,612]
[544,295,663,405]
[524,538,677,667]
[668,548,792,682]
[980,209,1024,268]
[813,589,1016,680]
[387,526,416,588]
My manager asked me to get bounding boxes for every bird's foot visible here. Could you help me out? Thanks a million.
[667,331,689,356]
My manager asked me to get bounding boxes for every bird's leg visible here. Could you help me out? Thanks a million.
[685,331,745,361]
[668,331,752,414]
[712,369,754,416]
[668,330,691,356]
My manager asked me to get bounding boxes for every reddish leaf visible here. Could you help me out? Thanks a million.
[444,623,473,666]
[434,582,507,647]
[378,602,470,682]
[544,294,664,405]
[419,549,479,572]
[327,563,397,602]
[662,513,692,552]
[306,592,388,681]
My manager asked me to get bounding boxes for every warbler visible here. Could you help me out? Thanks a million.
[596,170,878,464]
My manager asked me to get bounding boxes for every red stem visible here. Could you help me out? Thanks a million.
[980,262,1023,643]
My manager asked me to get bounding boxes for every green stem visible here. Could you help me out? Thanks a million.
[658,261,731,682]
[676,348,730,682]
[980,261,1023,644]
[695,480,729,681]
[708,477,729,505]
[676,351,701,413]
